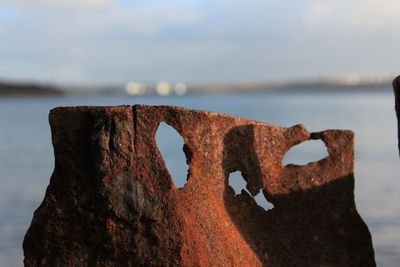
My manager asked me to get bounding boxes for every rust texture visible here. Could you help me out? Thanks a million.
[23,105,375,266]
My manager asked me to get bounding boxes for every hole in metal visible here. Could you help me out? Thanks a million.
[156,122,188,188]
[228,171,274,211]
[283,139,328,165]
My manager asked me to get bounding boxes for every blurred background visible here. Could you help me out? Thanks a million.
[1,0,400,266]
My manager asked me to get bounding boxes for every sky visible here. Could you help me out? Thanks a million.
[1,0,400,85]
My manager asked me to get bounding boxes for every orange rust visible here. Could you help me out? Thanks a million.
[23,105,375,266]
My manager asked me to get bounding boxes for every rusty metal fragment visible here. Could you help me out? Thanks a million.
[393,75,400,155]
[23,105,375,266]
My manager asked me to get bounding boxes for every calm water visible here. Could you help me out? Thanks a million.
[0,90,399,266]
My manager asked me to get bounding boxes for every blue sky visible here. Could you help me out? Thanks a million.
[1,0,400,85]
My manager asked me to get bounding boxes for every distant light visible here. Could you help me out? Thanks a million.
[125,82,146,95]
[174,82,187,95]
[156,82,171,96]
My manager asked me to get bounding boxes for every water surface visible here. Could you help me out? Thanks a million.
[0,90,399,266]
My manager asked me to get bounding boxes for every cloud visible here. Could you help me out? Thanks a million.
[0,1,204,83]
[0,1,202,36]
[1,0,400,84]
[0,0,112,9]
[305,0,400,31]
[304,0,331,27]
[87,5,202,35]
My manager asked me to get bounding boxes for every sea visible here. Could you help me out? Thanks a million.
[0,88,399,266]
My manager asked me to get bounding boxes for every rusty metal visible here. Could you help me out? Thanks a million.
[23,105,375,266]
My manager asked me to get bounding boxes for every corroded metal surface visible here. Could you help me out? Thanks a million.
[393,76,400,155]
[23,105,375,266]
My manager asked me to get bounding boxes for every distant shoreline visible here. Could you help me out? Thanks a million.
[0,82,63,97]
[0,79,393,97]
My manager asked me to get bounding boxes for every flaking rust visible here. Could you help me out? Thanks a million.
[23,105,375,266]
